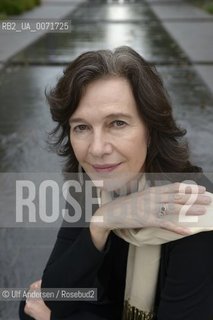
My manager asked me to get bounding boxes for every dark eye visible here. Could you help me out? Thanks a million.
[112,120,127,128]
[74,124,88,132]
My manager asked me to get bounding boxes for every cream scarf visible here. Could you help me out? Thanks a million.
[96,175,213,319]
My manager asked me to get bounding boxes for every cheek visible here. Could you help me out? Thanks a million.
[130,134,148,164]
[70,136,86,161]
[131,129,148,150]
[70,135,81,159]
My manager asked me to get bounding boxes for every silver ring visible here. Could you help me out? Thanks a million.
[159,203,168,217]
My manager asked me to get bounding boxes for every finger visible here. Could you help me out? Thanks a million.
[150,182,206,194]
[34,280,42,289]
[159,193,212,205]
[29,283,37,289]
[159,220,192,236]
[157,203,206,216]
[166,203,206,215]
[180,204,207,215]
[30,280,41,289]
[24,304,30,315]
[174,193,212,205]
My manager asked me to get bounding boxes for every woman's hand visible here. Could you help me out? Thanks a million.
[24,280,51,320]
[91,182,212,238]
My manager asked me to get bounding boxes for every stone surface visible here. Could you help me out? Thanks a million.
[194,65,213,95]
[149,1,213,92]
[156,21,213,63]
[0,0,86,64]
[149,3,212,19]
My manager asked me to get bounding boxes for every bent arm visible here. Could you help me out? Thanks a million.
[41,224,111,319]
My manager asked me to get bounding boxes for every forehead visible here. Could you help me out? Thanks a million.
[72,77,138,118]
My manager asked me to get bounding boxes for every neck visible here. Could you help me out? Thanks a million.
[112,173,143,198]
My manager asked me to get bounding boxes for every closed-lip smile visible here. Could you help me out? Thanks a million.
[92,163,122,172]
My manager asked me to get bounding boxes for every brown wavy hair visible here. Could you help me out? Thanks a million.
[46,46,201,175]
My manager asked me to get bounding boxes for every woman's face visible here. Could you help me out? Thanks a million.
[69,77,149,191]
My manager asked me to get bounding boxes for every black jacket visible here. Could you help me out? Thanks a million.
[19,175,213,320]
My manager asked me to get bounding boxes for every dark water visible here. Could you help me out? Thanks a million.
[0,0,212,319]
[12,2,188,65]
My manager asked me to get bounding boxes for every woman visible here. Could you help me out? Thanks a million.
[20,46,213,320]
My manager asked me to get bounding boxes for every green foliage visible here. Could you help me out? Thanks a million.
[0,13,7,19]
[204,3,213,13]
[187,0,213,14]
[0,0,40,16]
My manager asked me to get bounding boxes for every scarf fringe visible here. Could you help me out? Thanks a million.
[122,300,155,320]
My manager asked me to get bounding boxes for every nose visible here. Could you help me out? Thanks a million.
[88,129,112,158]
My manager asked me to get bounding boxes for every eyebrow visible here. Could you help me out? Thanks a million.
[69,113,133,124]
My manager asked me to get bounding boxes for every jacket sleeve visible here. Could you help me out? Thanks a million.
[157,230,213,320]
[41,189,113,319]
